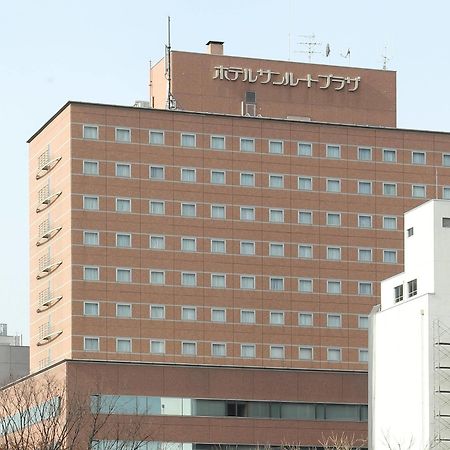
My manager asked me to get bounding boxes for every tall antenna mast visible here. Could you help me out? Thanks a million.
[165,16,176,110]
[382,45,390,70]
[297,34,321,62]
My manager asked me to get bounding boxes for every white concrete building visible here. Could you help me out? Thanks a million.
[370,200,450,450]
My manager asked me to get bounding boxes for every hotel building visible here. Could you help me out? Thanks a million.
[25,41,450,448]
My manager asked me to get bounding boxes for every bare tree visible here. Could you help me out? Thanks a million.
[319,432,367,450]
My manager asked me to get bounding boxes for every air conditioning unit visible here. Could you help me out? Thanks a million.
[241,102,257,117]
[134,100,152,109]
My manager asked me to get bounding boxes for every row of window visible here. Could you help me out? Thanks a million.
[82,231,398,263]
[82,302,369,329]
[81,125,445,166]
[82,267,374,295]
[83,336,367,362]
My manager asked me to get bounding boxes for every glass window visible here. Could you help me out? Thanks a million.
[181,203,196,217]
[211,308,226,322]
[149,130,164,145]
[327,348,342,362]
[83,125,98,140]
[299,312,313,327]
[211,343,226,357]
[116,268,131,283]
[327,280,341,294]
[358,315,369,329]
[150,305,165,319]
[116,198,131,213]
[327,213,341,226]
[383,183,397,196]
[412,151,426,164]
[395,285,404,303]
[211,204,226,219]
[269,140,283,154]
[240,241,255,255]
[358,214,372,228]
[412,184,426,198]
[181,133,196,147]
[182,341,197,355]
[383,148,396,162]
[270,277,284,291]
[359,349,369,362]
[358,248,372,262]
[298,244,313,259]
[84,266,99,281]
[211,135,225,150]
[211,170,225,184]
[211,274,226,288]
[358,147,372,161]
[181,237,196,252]
[240,172,255,186]
[149,166,165,180]
[116,303,132,318]
[270,311,285,325]
[181,168,196,183]
[407,227,414,237]
[211,239,226,253]
[443,186,450,199]
[298,142,312,156]
[116,338,132,353]
[241,344,256,358]
[298,278,313,293]
[269,174,284,188]
[270,345,285,359]
[83,160,99,175]
[150,340,165,354]
[326,144,340,158]
[269,208,284,223]
[115,128,131,143]
[383,216,397,230]
[269,243,284,257]
[181,272,197,287]
[327,314,342,327]
[116,233,131,248]
[408,279,418,297]
[358,282,373,295]
[358,181,372,195]
[443,154,450,167]
[240,138,255,152]
[298,177,312,191]
[84,337,99,352]
[240,310,256,324]
[116,163,131,177]
[326,179,341,193]
[149,200,165,215]
[83,302,99,316]
[182,307,196,320]
[83,231,99,246]
[383,250,397,263]
[298,210,312,225]
[327,247,341,260]
[299,346,313,361]
[240,207,255,221]
[150,270,165,285]
[240,276,255,290]
[149,235,165,249]
[83,196,99,210]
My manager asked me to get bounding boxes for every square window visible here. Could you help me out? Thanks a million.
[270,277,284,291]
[150,305,165,319]
[299,346,313,361]
[181,133,196,147]
[240,309,256,324]
[83,125,98,140]
[298,244,313,259]
[298,177,312,191]
[84,266,99,281]
[412,151,426,165]
[269,243,284,257]
[383,250,397,263]
[182,306,197,320]
[443,154,450,167]
[149,130,164,145]
[181,237,196,252]
[269,208,284,223]
[358,315,369,329]
[327,247,341,260]
[443,187,450,199]
[358,215,372,228]
[149,235,165,249]
[181,272,197,287]
[182,341,197,355]
[240,276,255,290]
[211,274,226,288]
[327,213,341,227]
[326,144,341,158]
[326,179,341,193]
[150,166,165,180]
[211,204,226,219]
[269,174,284,188]
[327,348,342,362]
[116,268,131,283]
[240,207,255,221]
[116,233,131,248]
[358,147,372,161]
[240,138,255,152]
[298,278,313,293]
[83,302,99,316]
[83,231,99,246]
[241,344,256,358]
[83,160,99,175]
[181,168,196,183]
[115,128,131,143]
[298,142,312,156]
[240,172,255,186]
[116,198,131,213]
[327,314,342,327]
[83,196,99,210]
[211,135,225,150]
[150,340,165,354]
[181,203,196,217]
[359,349,369,363]
[327,280,341,294]
[358,181,372,195]
[299,312,313,327]
[358,248,372,262]
[116,303,132,318]
[270,345,285,359]
[358,282,373,295]
[269,140,283,154]
[383,216,397,230]
[383,183,397,196]
[116,338,132,353]
[211,308,226,322]
[412,184,426,198]
[298,210,312,225]
[211,170,225,184]
[84,337,99,352]
[211,239,226,253]
[150,270,165,285]
[149,200,165,215]
[383,149,397,162]
[115,163,131,178]
[270,311,285,325]
[240,241,255,255]
[443,218,450,228]
[211,343,226,357]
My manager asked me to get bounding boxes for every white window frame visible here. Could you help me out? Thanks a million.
[115,127,131,143]
[180,167,197,183]
[180,133,196,148]
[211,239,226,253]
[83,195,99,211]
[210,170,226,184]
[298,312,313,327]
[326,144,341,158]
[240,309,256,324]
[181,202,196,217]
[298,244,313,259]
[358,147,372,161]
[298,176,312,191]
[269,140,284,154]
[412,151,426,165]
[83,231,99,246]
[116,303,132,318]
[269,174,284,189]
[116,268,132,283]
[149,130,164,145]
[326,178,341,193]
[116,233,131,248]
[150,305,165,319]
[83,301,99,316]
[149,200,165,215]
[327,314,342,328]
[240,172,255,187]
[84,336,99,352]
[240,275,255,290]
[150,270,165,285]
[115,162,131,178]
[211,273,226,289]
[150,339,165,354]
[298,210,313,225]
[240,137,255,152]
[327,280,342,294]
[83,160,99,175]
[298,142,312,156]
[149,235,165,250]
[83,125,99,140]
[358,181,372,195]
[210,135,225,150]
[298,278,313,293]
[149,165,165,180]
[383,148,397,162]
[115,198,131,213]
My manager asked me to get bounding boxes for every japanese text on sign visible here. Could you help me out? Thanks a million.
[213,66,361,92]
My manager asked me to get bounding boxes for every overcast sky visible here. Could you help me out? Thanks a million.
[1,0,449,342]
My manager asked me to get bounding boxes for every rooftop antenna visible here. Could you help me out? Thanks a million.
[297,34,321,62]
[165,16,177,110]
[382,45,390,70]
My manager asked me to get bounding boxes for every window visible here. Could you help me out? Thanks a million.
[83,231,99,246]
[298,210,312,225]
[358,181,372,195]
[240,241,255,255]
[383,183,397,196]
[358,147,372,161]
[182,341,197,356]
[240,310,256,324]
[211,135,225,150]
[240,172,255,186]
[394,285,404,303]
[270,311,285,325]
[358,215,372,228]
[116,268,131,283]
[358,282,373,295]
[412,184,426,198]
[269,174,284,188]
[212,343,226,357]
[443,154,450,167]
[84,266,99,281]
[211,308,226,322]
[269,140,283,154]
[181,168,196,183]
[270,277,284,291]
[327,314,342,328]
[84,337,99,352]
[326,144,340,158]
[83,302,99,316]
[149,130,164,145]
[83,125,98,139]
[181,237,196,252]
[83,160,99,175]
[327,213,341,227]
[211,204,226,219]
[298,142,312,156]
[211,274,226,288]
[240,276,255,290]
[298,278,313,293]
[269,208,284,223]
[211,239,226,253]
[326,179,341,193]
[116,233,131,248]
[270,345,285,359]
[269,243,284,257]
[181,203,196,217]
[181,272,197,287]
[181,307,197,321]
[149,200,165,215]
[150,166,165,180]
[359,349,369,363]
[383,149,396,162]
[383,250,397,263]
[240,138,255,152]
[407,227,414,237]
[150,270,165,285]
[211,170,225,184]
[116,303,132,318]
[83,195,99,210]
[327,280,341,294]
[181,133,196,147]
[115,163,131,178]
[298,177,312,191]
[150,305,165,319]
[298,244,313,259]
[149,235,165,249]
[241,344,256,358]
[116,198,131,213]
[358,315,369,329]
[443,217,450,228]
[240,207,255,221]
[358,248,372,262]
[408,279,417,297]
[115,128,131,143]
[327,348,342,362]
[299,312,313,327]
[412,151,426,164]
[443,186,450,199]
[383,216,397,230]
[299,346,313,361]
[116,338,132,353]
[327,247,341,260]
[150,340,165,354]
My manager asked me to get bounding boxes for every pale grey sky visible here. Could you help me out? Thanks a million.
[1,0,449,342]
